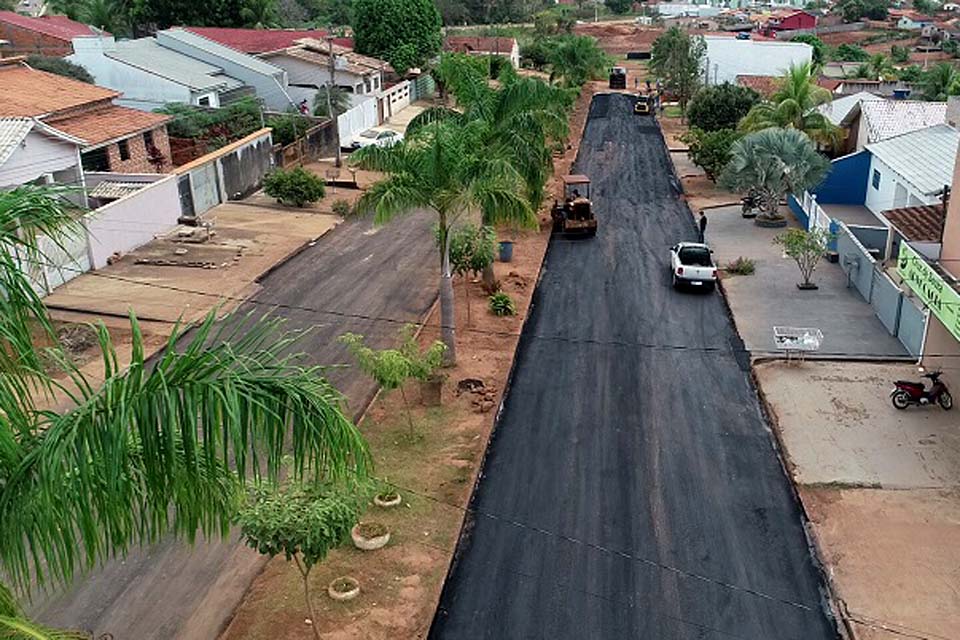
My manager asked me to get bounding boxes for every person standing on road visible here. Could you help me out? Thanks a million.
[698,211,707,243]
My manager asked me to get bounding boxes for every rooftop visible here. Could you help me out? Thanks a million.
[817,91,882,126]
[0,11,106,41]
[46,104,170,148]
[444,36,518,54]
[0,63,117,117]
[881,205,946,242]
[854,100,948,143]
[158,29,286,77]
[866,124,959,196]
[106,38,244,92]
[271,39,389,76]
[0,117,83,165]
[736,75,779,97]
[183,26,352,54]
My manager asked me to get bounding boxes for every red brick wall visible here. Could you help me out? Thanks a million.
[103,126,173,174]
[0,22,72,57]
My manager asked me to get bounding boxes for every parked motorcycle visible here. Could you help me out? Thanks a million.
[890,370,953,410]
[740,190,761,218]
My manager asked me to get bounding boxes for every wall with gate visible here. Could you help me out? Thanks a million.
[174,128,274,217]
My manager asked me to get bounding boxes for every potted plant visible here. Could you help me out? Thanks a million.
[351,521,391,550]
[327,576,360,601]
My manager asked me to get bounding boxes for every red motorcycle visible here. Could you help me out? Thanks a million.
[890,370,953,410]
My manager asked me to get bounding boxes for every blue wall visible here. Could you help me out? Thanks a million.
[788,194,808,228]
[814,151,871,205]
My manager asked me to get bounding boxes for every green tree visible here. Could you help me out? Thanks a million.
[650,27,707,111]
[533,6,575,36]
[840,0,866,21]
[921,62,960,100]
[774,227,833,288]
[547,35,612,88]
[130,0,278,29]
[890,44,910,64]
[679,127,741,182]
[835,43,870,62]
[863,0,890,20]
[239,0,278,26]
[739,62,841,147]
[605,0,632,14]
[237,482,365,640]
[686,83,760,132]
[791,34,827,67]
[913,0,938,15]
[446,224,496,321]
[0,188,371,637]
[862,53,896,80]
[352,0,442,73]
[720,128,830,224]
[350,122,536,365]
[25,55,94,83]
[897,64,924,82]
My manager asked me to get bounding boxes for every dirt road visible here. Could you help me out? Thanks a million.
[33,211,439,639]
[429,95,837,639]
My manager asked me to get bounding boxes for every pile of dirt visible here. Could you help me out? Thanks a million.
[456,378,500,414]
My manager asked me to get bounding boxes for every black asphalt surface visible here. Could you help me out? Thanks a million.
[33,212,439,639]
[430,95,837,640]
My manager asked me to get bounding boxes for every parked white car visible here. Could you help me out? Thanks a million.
[669,242,717,290]
[351,128,403,149]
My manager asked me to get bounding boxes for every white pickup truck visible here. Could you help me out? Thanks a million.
[669,242,717,290]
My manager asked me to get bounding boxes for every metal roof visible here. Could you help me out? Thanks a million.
[106,39,244,92]
[817,91,882,126]
[0,117,83,166]
[866,124,959,196]
[158,29,285,77]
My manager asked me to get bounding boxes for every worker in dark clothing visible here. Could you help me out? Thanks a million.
[698,211,708,243]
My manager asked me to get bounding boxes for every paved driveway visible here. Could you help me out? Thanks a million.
[429,95,837,639]
[33,211,439,639]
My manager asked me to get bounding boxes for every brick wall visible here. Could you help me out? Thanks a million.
[103,126,173,174]
[0,22,72,57]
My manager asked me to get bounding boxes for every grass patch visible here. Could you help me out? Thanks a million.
[724,256,756,276]
[663,105,683,118]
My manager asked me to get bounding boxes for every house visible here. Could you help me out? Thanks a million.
[838,99,947,154]
[704,35,812,84]
[0,58,172,173]
[183,27,354,55]
[260,38,388,102]
[817,91,883,153]
[444,36,520,69]
[736,74,780,97]
[0,116,84,188]
[897,12,935,30]
[762,9,816,35]
[0,11,103,57]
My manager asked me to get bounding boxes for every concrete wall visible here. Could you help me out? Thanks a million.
[838,223,877,302]
[0,20,74,56]
[865,154,938,215]
[83,173,180,268]
[338,95,378,147]
[849,224,888,258]
[0,130,79,187]
[703,36,811,84]
[776,21,865,39]
[941,143,960,279]
[815,151,870,205]
[923,314,960,387]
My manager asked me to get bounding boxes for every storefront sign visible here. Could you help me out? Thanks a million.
[897,243,960,342]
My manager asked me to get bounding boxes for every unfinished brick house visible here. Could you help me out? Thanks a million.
[0,58,172,173]
[0,11,103,57]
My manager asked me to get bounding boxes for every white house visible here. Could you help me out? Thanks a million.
[0,117,84,188]
[703,35,812,85]
[898,12,935,30]
[261,39,388,104]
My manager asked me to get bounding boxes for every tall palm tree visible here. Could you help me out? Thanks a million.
[921,62,960,101]
[0,187,370,636]
[863,53,896,81]
[547,35,611,88]
[720,128,830,223]
[350,122,537,365]
[313,85,351,118]
[739,62,841,147]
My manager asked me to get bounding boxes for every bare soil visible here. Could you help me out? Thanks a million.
[219,82,599,640]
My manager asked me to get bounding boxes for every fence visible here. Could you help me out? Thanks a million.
[273,120,336,168]
[836,222,928,355]
[338,97,378,148]
[797,190,832,233]
[174,128,274,218]
[776,22,866,40]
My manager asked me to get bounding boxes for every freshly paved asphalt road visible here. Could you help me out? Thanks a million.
[33,211,439,639]
[430,95,837,639]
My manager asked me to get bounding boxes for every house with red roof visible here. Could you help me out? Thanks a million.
[184,27,354,55]
[762,9,816,35]
[444,36,520,69]
[0,11,104,57]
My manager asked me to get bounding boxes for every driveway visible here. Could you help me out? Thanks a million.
[706,205,908,359]
[429,95,836,639]
[33,210,439,639]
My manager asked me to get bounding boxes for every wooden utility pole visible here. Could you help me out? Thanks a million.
[327,34,343,168]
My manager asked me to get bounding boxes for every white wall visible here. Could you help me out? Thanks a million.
[69,37,192,111]
[703,36,812,84]
[865,154,940,215]
[265,54,381,97]
[84,173,181,268]
[0,131,79,187]
[338,95,378,146]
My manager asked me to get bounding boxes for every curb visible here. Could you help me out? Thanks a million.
[254,219,343,284]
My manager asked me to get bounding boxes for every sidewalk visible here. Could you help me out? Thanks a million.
[756,361,960,640]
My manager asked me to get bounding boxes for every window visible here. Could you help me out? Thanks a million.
[118,139,130,161]
[143,130,154,147]
[81,147,110,172]
[198,96,211,106]
[872,169,881,190]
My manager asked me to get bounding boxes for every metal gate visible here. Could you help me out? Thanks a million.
[188,163,221,215]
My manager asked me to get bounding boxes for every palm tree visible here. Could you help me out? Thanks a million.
[864,53,896,81]
[739,62,841,147]
[0,187,370,636]
[350,122,537,365]
[547,35,611,88]
[313,85,351,118]
[921,62,960,101]
[719,128,830,224]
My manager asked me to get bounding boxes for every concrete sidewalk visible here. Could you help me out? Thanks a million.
[757,361,960,640]
[705,205,907,359]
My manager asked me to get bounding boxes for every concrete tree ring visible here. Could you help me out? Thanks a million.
[327,576,360,601]
[351,523,391,550]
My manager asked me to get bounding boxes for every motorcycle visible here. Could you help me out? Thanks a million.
[890,370,953,410]
[740,190,761,218]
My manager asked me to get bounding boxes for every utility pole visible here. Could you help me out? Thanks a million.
[327,34,343,168]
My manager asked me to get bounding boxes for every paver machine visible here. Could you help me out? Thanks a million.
[609,66,627,90]
[551,175,597,237]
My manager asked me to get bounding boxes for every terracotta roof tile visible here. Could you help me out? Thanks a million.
[736,74,779,97]
[0,11,106,41]
[46,105,170,148]
[184,26,353,53]
[882,205,945,242]
[0,64,117,117]
[444,36,517,54]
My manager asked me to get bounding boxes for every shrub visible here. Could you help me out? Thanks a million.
[266,113,311,147]
[332,199,353,216]
[725,256,756,276]
[680,127,741,182]
[835,43,869,62]
[264,167,326,207]
[891,45,910,64]
[686,83,760,132]
[25,55,94,83]
[488,291,516,316]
